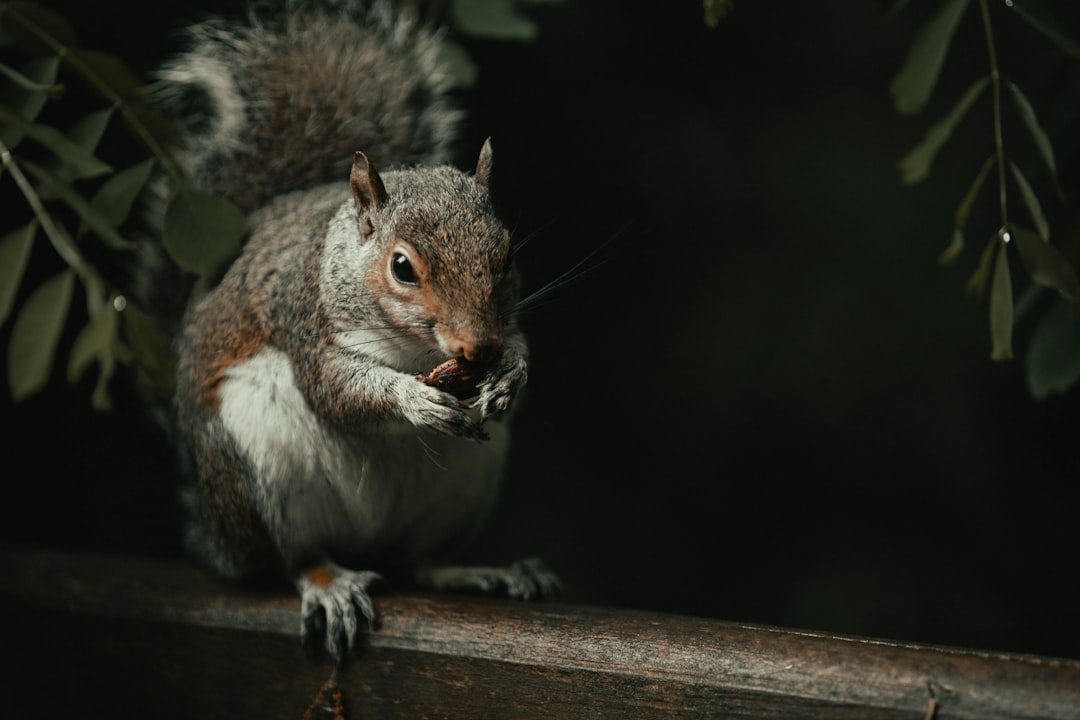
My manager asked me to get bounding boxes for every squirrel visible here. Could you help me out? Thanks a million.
[140,0,560,661]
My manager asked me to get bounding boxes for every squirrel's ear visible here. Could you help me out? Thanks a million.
[351,152,388,236]
[475,137,494,189]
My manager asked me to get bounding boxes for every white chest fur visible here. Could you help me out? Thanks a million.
[216,347,507,568]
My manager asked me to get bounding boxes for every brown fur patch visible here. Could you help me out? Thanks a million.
[305,565,340,588]
[197,309,271,412]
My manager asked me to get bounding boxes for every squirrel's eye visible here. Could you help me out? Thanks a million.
[391,253,418,285]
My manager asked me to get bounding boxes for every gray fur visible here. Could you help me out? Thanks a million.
[153,0,462,212]
[142,1,559,661]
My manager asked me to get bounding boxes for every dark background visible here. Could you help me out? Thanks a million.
[2,0,1079,661]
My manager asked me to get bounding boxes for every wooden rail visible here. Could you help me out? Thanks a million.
[1,545,1078,719]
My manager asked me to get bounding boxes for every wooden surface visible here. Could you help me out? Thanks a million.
[1,545,1078,719]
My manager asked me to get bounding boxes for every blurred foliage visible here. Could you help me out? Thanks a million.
[703,0,735,29]
[0,1,245,408]
[890,0,1080,397]
[435,0,567,86]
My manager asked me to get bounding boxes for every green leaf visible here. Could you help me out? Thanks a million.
[66,107,113,153]
[436,40,479,89]
[890,0,972,115]
[1007,81,1056,179]
[164,182,246,277]
[966,234,996,299]
[1011,226,1080,302]
[125,100,183,150]
[0,57,61,148]
[0,220,37,325]
[703,0,734,28]
[989,240,1013,360]
[941,154,995,265]
[0,2,78,57]
[1026,297,1080,399]
[67,303,117,383]
[0,60,62,96]
[123,300,176,400]
[69,49,145,101]
[1008,161,1049,241]
[450,0,538,41]
[1009,0,1080,60]
[898,75,988,184]
[22,160,134,250]
[0,105,112,179]
[0,56,61,148]
[7,268,75,401]
[35,107,116,196]
[81,158,155,238]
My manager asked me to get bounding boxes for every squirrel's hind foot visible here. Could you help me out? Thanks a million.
[297,566,383,662]
[413,557,562,601]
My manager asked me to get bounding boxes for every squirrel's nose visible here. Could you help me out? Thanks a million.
[447,333,500,363]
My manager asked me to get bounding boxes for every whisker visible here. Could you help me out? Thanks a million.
[416,435,449,471]
[509,216,559,259]
[510,228,623,318]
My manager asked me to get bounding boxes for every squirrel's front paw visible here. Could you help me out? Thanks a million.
[297,565,382,661]
[476,350,528,420]
[406,381,489,440]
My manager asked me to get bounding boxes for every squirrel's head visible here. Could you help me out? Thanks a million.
[349,140,517,367]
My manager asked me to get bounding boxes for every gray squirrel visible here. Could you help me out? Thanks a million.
[144,0,560,660]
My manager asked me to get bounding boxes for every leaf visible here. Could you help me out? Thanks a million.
[890,0,972,115]
[164,182,246,277]
[66,107,114,153]
[67,303,116,383]
[1008,161,1049,241]
[22,160,134,250]
[36,107,116,196]
[450,0,538,41]
[941,155,995,265]
[123,300,176,400]
[1009,0,1080,60]
[898,75,988,184]
[989,240,1013,360]
[7,268,75,401]
[0,2,78,57]
[0,60,62,96]
[0,220,37,325]
[0,57,60,148]
[1007,81,1056,179]
[966,235,997,300]
[125,100,183,150]
[0,105,112,179]
[89,347,116,411]
[69,49,145,101]
[1011,226,1080,302]
[0,56,61,148]
[1026,297,1080,399]
[436,40,479,89]
[81,158,155,238]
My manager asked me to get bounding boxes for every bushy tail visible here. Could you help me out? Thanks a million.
[132,0,462,335]
[153,0,463,213]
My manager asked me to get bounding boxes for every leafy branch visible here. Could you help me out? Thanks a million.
[0,1,245,407]
[891,0,1080,397]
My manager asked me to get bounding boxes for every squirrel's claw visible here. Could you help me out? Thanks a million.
[476,350,528,421]
[408,381,488,440]
[297,566,382,662]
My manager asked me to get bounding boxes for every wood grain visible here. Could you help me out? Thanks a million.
[2,546,1077,719]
